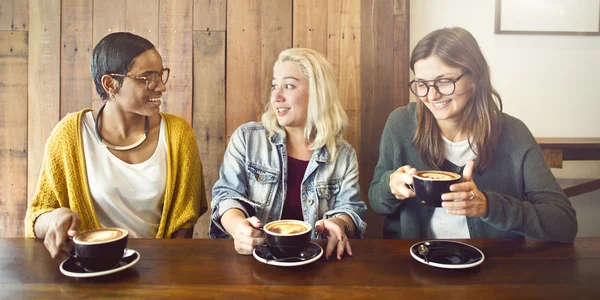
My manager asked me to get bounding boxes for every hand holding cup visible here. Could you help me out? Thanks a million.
[441,161,488,217]
[232,216,266,255]
[42,208,81,260]
[389,165,417,200]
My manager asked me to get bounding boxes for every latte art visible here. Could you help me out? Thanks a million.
[75,228,126,244]
[416,171,460,180]
[266,221,310,235]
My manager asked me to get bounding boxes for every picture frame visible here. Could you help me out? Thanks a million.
[495,0,600,35]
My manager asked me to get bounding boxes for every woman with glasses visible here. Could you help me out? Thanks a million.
[25,32,207,259]
[369,27,576,242]
[210,48,367,260]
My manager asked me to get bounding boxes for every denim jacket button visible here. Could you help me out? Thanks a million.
[308,198,314,205]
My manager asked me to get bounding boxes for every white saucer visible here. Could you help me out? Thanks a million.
[410,240,484,269]
[60,249,140,278]
[253,242,323,267]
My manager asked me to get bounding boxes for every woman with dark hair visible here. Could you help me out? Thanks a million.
[369,27,577,242]
[25,32,207,259]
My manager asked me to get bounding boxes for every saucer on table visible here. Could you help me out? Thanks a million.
[60,249,140,278]
[410,240,484,269]
[253,241,323,267]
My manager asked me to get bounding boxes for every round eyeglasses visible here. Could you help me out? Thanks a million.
[408,72,466,97]
[110,68,170,90]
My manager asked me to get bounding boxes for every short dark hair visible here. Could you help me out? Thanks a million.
[90,32,155,100]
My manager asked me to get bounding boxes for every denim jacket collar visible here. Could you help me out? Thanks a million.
[270,130,330,163]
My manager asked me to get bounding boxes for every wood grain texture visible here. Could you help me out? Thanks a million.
[2,238,600,298]
[126,0,159,47]
[159,0,193,122]
[327,0,361,155]
[193,0,226,31]
[260,0,292,110]
[192,31,226,238]
[0,31,28,237]
[543,149,563,168]
[0,0,28,31]
[292,0,328,54]
[27,0,61,204]
[563,179,600,198]
[360,0,400,238]
[393,0,409,106]
[226,0,261,138]
[91,0,126,111]
[60,0,93,117]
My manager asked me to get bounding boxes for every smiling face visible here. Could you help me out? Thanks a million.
[413,55,473,126]
[113,48,166,116]
[270,61,310,130]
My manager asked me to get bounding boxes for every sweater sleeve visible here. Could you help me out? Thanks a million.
[163,115,206,238]
[482,123,578,243]
[24,115,77,238]
[368,110,410,216]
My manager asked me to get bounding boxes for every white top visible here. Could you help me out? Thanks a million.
[81,111,167,238]
[428,136,477,239]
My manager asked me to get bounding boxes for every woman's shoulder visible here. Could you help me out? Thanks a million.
[48,109,89,141]
[161,113,194,133]
[498,113,537,148]
[387,102,417,127]
[231,121,270,138]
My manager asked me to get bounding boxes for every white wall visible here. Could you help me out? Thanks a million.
[410,0,600,237]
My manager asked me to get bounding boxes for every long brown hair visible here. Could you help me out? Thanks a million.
[410,27,503,172]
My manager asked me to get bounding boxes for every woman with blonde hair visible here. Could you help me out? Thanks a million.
[369,27,576,242]
[211,48,367,260]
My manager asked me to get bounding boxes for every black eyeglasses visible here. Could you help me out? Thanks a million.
[110,68,170,90]
[408,72,466,97]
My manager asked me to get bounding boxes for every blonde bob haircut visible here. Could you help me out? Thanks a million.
[261,48,348,159]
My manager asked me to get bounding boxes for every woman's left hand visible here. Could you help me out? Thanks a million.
[315,218,352,260]
[441,160,488,217]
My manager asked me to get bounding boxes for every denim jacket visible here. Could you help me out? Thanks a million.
[210,122,367,239]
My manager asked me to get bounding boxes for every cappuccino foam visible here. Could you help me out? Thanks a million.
[416,171,459,180]
[266,221,310,235]
[75,228,126,244]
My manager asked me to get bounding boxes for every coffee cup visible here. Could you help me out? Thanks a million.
[70,227,129,271]
[408,170,462,207]
[263,220,312,258]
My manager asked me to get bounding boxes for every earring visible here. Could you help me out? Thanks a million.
[109,90,116,99]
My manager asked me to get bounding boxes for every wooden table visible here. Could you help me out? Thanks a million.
[537,137,600,197]
[1,238,599,299]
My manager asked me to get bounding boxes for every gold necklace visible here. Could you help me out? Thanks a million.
[95,104,149,151]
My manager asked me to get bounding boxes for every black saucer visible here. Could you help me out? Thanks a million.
[253,242,323,266]
[410,240,484,269]
[60,249,140,278]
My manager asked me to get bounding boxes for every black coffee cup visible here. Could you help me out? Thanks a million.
[71,228,129,271]
[409,170,462,207]
[263,220,312,258]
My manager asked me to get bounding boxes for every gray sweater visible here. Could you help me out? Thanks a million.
[368,103,577,243]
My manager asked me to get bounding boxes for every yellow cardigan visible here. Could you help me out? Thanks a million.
[25,109,207,238]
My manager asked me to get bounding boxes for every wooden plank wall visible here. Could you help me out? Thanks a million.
[0,0,409,238]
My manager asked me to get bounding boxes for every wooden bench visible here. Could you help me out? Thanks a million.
[536,138,600,197]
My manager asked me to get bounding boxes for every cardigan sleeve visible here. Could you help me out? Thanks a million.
[24,114,78,238]
[162,115,207,238]
[369,109,412,215]
[481,119,578,243]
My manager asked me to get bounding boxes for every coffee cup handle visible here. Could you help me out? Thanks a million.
[405,183,415,191]
[66,236,77,258]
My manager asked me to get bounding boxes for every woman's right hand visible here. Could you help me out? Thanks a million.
[40,208,81,260]
[389,165,417,200]
[231,216,265,255]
